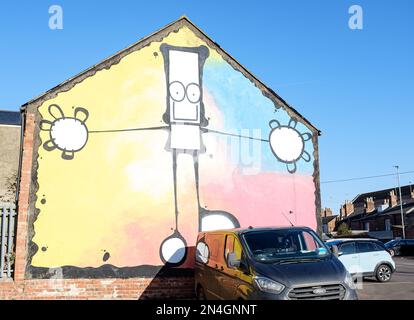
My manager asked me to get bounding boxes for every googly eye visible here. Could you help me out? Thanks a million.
[186,83,201,103]
[169,81,185,102]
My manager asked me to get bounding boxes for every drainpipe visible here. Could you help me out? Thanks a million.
[14,106,26,205]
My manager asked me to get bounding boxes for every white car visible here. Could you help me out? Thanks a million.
[326,239,396,282]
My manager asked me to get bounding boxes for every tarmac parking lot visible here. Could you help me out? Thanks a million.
[357,257,414,300]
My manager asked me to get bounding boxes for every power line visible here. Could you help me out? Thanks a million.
[205,128,269,142]
[321,170,414,184]
[89,125,169,133]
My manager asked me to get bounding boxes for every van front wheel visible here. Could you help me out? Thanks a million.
[376,264,392,282]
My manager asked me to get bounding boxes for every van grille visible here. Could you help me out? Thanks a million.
[288,284,346,300]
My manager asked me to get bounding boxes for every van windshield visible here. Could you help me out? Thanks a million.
[243,229,330,263]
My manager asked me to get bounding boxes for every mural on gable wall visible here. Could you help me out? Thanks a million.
[29,23,318,278]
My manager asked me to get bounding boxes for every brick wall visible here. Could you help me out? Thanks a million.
[0,277,195,300]
[0,111,195,300]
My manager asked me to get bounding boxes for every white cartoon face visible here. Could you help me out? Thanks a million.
[269,118,312,173]
[50,118,88,151]
[168,50,201,123]
[40,104,89,160]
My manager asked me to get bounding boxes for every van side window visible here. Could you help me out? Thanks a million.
[302,232,318,250]
[224,235,242,260]
[225,235,235,259]
[234,238,242,260]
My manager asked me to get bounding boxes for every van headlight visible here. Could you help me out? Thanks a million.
[253,276,285,294]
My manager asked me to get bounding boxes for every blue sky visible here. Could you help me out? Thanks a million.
[1,0,413,214]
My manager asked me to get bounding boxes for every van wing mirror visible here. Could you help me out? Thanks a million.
[227,252,241,269]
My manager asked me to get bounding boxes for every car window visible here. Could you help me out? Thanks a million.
[303,232,318,250]
[339,242,356,255]
[372,242,385,251]
[357,242,375,253]
[243,229,329,262]
[225,235,235,259]
[386,240,399,247]
[224,234,242,267]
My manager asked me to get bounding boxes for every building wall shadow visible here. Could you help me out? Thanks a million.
[139,246,196,300]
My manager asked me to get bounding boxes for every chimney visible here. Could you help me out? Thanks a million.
[364,197,375,213]
[389,190,398,207]
[340,200,354,219]
[323,208,333,217]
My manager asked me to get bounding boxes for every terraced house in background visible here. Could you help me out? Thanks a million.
[336,185,414,240]
[0,17,321,299]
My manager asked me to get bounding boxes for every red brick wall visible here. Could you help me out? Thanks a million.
[0,111,195,300]
[14,112,35,283]
[0,277,195,300]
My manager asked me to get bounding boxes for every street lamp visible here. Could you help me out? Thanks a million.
[394,166,406,239]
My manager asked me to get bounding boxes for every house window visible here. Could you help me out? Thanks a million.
[364,222,370,231]
[385,219,391,231]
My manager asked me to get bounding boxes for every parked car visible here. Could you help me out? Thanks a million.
[195,226,358,300]
[384,239,414,256]
[326,239,395,282]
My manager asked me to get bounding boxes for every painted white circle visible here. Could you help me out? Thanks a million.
[186,83,201,103]
[201,214,236,232]
[169,81,185,102]
[196,242,209,264]
[50,118,88,151]
[161,237,186,264]
[269,127,303,162]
